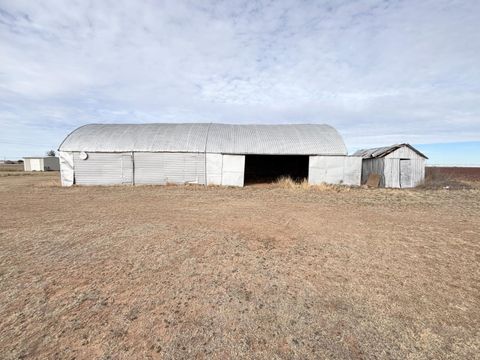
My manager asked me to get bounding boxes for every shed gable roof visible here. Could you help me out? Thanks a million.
[353,144,428,159]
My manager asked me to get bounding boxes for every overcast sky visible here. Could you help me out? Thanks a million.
[1,0,479,162]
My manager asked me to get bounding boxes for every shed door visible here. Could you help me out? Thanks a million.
[400,159,412,188]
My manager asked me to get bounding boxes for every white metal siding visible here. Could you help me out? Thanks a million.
[309,156,362,186]
[59,152,74,186]
[342,157,362,185]
[74,152,133,185]
[134,152,206,185]
[206,153,223,185]
[29,158,43,171]
[23,160,31,171]
[221,155,245,187]
[121,154,134,184]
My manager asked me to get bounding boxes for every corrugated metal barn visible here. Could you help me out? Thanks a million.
[58,123,362,187]
[354,144,428,188]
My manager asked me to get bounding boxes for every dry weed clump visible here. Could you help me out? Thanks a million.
[274,176,309,190]
[274,176,352,192]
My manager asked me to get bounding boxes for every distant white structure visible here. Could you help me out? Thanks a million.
[354,144,428,188]
[23,157,60,171]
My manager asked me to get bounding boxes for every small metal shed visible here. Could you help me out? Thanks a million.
[23,157,60,172]
[353,144,428,188]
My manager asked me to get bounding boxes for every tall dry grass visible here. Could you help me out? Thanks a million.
[274,176,309,190]
[274,176,351,192]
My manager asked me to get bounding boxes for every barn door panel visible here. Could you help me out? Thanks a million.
[400,160,412,188]
[221,155,245,187]
[134,152,206,185]
[74,152,132,185]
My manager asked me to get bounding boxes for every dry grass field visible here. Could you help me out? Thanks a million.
[0,163,24,174]
[426,166,480,182]
[1,172,479,359]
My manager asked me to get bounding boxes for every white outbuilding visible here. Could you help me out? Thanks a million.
[58,123,362,187]
[353,144,428,188]
[23,157,60,171]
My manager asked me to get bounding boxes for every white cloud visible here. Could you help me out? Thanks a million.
[0,0,479,158]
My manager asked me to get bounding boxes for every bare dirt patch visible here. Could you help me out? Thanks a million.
[1,173,479,359]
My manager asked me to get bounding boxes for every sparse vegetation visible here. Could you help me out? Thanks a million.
[274,176,351,192]
[421,167,479,190]
[0,163,24,173]
[274,175,310,189]
[0,172,479,359]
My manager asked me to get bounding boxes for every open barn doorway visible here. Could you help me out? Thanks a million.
[244,155,309,185]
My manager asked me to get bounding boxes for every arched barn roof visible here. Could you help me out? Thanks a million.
[59,123,347,155]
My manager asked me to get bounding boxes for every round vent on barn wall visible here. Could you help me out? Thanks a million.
[79,152,88,160]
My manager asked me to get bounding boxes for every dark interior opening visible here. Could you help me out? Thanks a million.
[244,155,309,184]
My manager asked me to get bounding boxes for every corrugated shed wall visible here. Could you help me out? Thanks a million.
[410,158,425,187]
[74,152,133,185]
[361,159,385,186]
[134,152,206,185]
[308,156,362,186]
[70,151,246,186]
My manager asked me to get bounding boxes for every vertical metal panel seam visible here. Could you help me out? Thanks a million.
[132,151,135,185]
[73,151,77,185]
[204,123,213,186]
